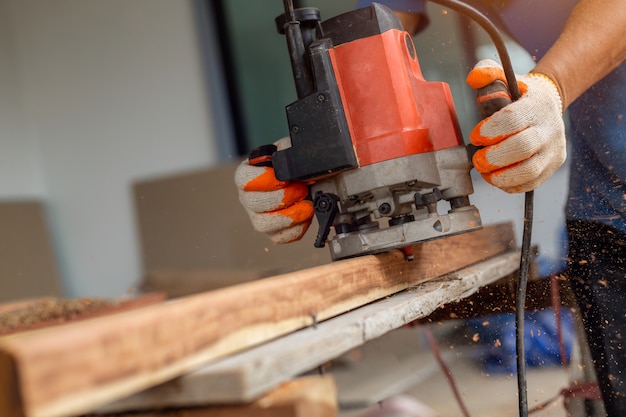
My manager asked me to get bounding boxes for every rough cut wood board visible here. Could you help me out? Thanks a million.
[98,250,519,412]
[0,222,514,417]
[0,294,165,336]
[0,298,56,315]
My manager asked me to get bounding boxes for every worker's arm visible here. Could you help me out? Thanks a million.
[532,0,626,110]
[466,0,626,193]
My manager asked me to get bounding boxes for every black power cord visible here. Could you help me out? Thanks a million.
[424,1,532,416]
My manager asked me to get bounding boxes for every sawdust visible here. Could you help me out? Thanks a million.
[0,297,119,335]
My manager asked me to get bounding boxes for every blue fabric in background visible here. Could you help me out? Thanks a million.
[466,309,575,374]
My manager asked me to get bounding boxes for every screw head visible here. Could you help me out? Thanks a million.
[379,203,392,215]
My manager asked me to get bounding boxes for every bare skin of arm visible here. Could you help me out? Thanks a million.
[532,0,626,110]
[396,1,626,110]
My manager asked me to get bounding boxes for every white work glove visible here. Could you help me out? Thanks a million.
[234,137,314,244]
[466,59,566,193]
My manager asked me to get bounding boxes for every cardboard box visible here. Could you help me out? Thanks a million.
[0,201,62,302]
[133,162,331,297]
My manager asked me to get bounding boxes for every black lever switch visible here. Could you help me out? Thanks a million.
[313,192,339,248]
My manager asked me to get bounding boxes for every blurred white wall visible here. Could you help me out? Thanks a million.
[0,0,47,199]
[0,0,220,297]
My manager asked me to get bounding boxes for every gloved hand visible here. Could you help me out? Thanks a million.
[466,59,567,193]
[234,137,314,244]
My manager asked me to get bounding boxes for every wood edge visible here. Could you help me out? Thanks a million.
[0,349,24,417]
[0,298,57,315]
[0,293,166,337]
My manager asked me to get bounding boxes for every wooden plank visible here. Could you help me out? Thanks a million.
[95,375,337,417]
[0,222,514,417]
[98,250,519,412]
[0,294,165,336]
[0,298,56,315]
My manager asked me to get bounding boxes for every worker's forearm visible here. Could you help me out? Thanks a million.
[532,0,626,110]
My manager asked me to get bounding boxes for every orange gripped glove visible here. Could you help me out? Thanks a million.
[466,59,566,193]
[234,138,314,244]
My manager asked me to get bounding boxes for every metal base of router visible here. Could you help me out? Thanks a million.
[328,207,482,261]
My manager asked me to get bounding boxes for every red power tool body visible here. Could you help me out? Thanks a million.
[261,2,482,260]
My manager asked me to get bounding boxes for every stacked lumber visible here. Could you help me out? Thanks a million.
[0,223,517,417]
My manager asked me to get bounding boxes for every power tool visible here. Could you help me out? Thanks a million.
[256,2,534,414]
[252,1,482,261]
